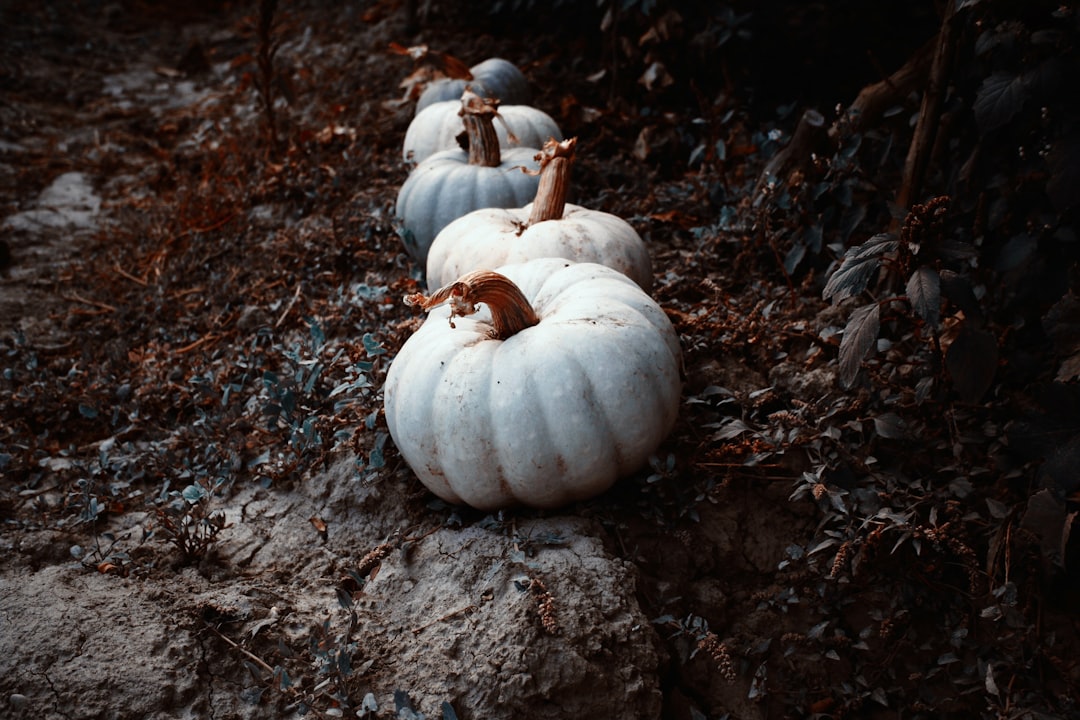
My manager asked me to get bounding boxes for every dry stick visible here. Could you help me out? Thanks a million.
[64,293,116,313]
[830,39,934,140]
[175,334,218,355]
[275,282,303,328]
[411,604,479,635]
[753,109,826,197]
[895,2,959,221]
[204,622,279,680]
[113,264,148,286]
[167,213,237,246]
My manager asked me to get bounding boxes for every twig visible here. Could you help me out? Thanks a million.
[830,39,934,140]
[175,334,218,355]
[275,283,302,328]
[895,2,960,218]
[411,604,479,635]
[204,622,279,678]
[167,213,237,245]
[171,286,206,299]
[64,293,116,313]
[113,264,148,286]
[754,108,826,197]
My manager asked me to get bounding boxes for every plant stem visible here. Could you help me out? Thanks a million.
[896,1,958,217]
[404,269,540,340]
[527,138,577,226]
[459,89,502,167]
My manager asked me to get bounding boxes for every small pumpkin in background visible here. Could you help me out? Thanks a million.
[415,57,529,114]
[403,96,562,165]
[383,258,683,510]
[396,89,541,265]
[426,137,653,291]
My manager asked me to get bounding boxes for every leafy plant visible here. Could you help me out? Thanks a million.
[823,196,997,400]
[153,476,229,561]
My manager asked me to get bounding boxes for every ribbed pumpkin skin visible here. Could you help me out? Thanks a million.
[416,58,530,113]
[403,101,562,165]
[395,147,541,263]
[426,203,653,291]
[383,259,683,510]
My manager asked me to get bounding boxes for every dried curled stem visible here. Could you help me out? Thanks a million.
[404,269,540,340]
[459,87,504,167]
[526,137,577,226]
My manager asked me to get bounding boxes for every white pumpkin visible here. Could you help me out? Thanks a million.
[416,57,529,114]
[383,259,683,510]
[426,137,653,291]
[403,98,562,165]
[396,90,541,264]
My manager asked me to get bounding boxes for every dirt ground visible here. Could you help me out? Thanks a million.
[2,1,1078,719]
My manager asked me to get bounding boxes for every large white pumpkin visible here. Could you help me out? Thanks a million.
[403,99,562,165]
[383,259,683,510]
[426,138,652,291]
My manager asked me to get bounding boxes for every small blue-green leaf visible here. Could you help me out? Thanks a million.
[303,363,324,395]
[368,431,388,469]
[362,332,386,357]
[308,318,325,349]
[182,484,208,504]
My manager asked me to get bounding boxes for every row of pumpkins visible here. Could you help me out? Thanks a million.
[382,58,683,511]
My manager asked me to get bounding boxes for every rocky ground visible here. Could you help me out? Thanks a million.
[2,1,1078,719]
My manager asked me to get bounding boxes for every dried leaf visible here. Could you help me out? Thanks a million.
[638,61,673,91]
[985,662,1000,698]
[1057,352,1080,383]
[839,303,880,388]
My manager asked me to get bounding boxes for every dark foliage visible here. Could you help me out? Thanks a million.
[1,0,1079,717]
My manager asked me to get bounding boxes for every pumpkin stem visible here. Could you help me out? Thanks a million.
[459,88,503,167]
[527,137,577,226]
[403,269,540,340]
